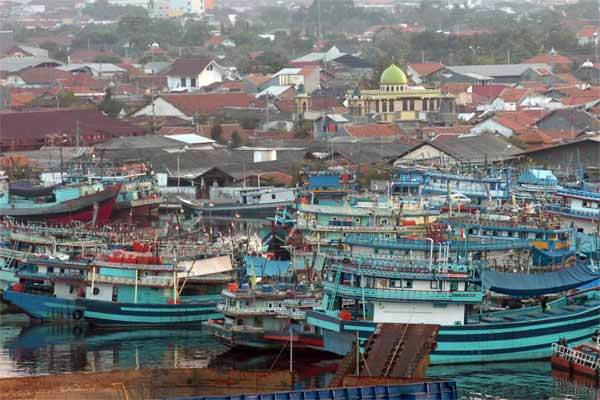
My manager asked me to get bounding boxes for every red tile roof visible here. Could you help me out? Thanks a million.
[0,109,144,146]
[472,84,508,101]
[15,67,73,85]
[422,126,472,136]
[68,49,116,63]
[519,128,554,146]
[408,62,445,77]
[578,25,597,39]
[523,53,573,66]
[554,73,582,85]
[344,124,414,140]
[440,83,471,95]
[498,87,530,103]
[165,58,212,76]
[161,93,256,116]
[492,110,547,133]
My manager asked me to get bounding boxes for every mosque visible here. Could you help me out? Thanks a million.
[346,63,456,123]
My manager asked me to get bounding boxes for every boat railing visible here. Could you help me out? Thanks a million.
[547,204,600,219]
[323,282,483,303]
[218,304,307,318]
[92,274,173,287]
[557,188,600,201]
[552,343,600,371]
[326,254,478,274]
[343,235,530,251]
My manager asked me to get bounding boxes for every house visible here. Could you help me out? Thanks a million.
[291,46,345,65]
[56,63,126,80]
[470,110,545,137]
[406,62,445,85]
[393,134,520,166]
[327,54,373,79]
[132,92,256,120]
[535,108,600,133]
[0,109,145,151]
[4,44,48,58]
[164,58,222,91]
[516,136,600,170]
[488,87,531,111]
[313,114,351,139]
[270,66,320,94]
[0,56,62,77]
[522,49,573,73]
[244,73,271,93]
[441,64,554,84]
[67,49,116,64]
[577,26,597,46]
[4,67,73,88]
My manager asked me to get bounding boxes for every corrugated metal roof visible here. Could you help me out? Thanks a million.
[446,63,553,78]
[164,134,215,145]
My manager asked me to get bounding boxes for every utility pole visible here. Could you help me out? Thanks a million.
[76,120,80,149]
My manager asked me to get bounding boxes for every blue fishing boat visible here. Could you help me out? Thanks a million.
[549,188,600,234]
[306,254,600,365]
[392,166,509,206]
[169,381,458,400]
[2,249,225,326]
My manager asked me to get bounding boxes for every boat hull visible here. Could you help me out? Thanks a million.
[306,297,600,365]
[82,298,222,327]
[181,198,293,219]
[0,185,120,225]
[3,290,85,322]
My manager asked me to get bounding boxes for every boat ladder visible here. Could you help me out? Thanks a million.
[552,343,600,371]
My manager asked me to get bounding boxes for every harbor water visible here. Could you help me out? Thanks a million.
[0,314,599,399]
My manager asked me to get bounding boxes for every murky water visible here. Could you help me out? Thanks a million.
[1,313,600,399]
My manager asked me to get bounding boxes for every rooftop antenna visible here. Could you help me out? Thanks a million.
[317,0,321,39]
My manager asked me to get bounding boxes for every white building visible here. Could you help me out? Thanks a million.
[165,58,222,91]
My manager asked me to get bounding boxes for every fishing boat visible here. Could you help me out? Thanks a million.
[392,166,509,206]
[551,335,600,378]
[204,283,322,350]
[306,254,600,365]
[549,188,600,234]
[446,208,574,267]
[180,186,296,219]
[0,173,120,225]
[511,168,561,200]
[3,247,225,326]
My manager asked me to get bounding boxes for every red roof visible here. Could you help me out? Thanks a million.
[16,67,73,85]
[166,58,212,76]
[68,49,116,63]
[497,87,529,103]
[472,84,508,101]
[523,53,573,66]
[422,126,472,137]
[578,25,597,39]
[554,73,582,85]
[408,62,445,77]
[344,124,412,140]
[519,128,554,146]
[440,83,471,95]
[205,36,226,47]
[161,93,256,116]
[492,110,547,133]
[0,109,144,145]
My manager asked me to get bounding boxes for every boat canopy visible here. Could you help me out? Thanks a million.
[483,263,600,296]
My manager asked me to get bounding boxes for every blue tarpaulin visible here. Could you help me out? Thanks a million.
[483,263,600,296]
[245,255,291,277]
[308,174,340,190]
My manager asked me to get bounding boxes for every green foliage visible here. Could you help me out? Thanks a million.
[255,51,288,73]
[39,41,69,62]
[94,55,123,64]
[240,117,260,130]
[56,91,78,108]
[84,0,147,20]
[181,20,210,46]
[231,131,243,148]
[293,120,313,139]
[210,122,224,143]
[99,87,124,118]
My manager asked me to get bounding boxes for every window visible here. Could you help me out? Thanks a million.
[390,279,402,288]
[112,286,118,302]
[207,64,213,71]
[389,101,394,112]
[450,282,459,291]
[404,280,413,288]
[190,77,196,87]
[272,194,276,199]
[430,281,439,289]
[93,287,100,295]
[180,77,186,87]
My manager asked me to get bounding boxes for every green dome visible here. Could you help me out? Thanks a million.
[380,64,407,85]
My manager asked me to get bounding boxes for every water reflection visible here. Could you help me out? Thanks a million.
[3,322,227,377]
[428,361,600,400]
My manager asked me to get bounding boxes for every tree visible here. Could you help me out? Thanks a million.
[210,122,224,143]
[231,131,243,148]
[99,87,124,118]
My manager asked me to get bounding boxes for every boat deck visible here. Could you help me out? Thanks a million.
[472,294,600,325]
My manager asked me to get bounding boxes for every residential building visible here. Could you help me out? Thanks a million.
[57,63,126,80]
[577,26,597,46]
[4,45,48,58]
[132,92,256,120]
[165,58,222,91]
[406,62,445,85]
[0,109,145,151]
